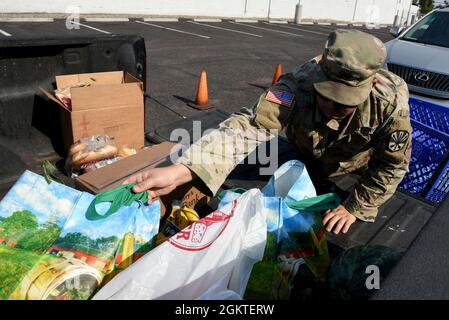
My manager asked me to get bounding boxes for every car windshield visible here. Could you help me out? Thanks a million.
[402,11,449,48]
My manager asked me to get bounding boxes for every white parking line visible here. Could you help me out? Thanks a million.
[0,29,12,37]
[188,21,262,38]
[70,21,111,34]
[135,20,210,39]
[229,21,303,37]
[262,22,328,35]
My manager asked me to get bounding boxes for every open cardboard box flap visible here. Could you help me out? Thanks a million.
[39,86,70,111]
[40,71,144,112]
[76,142,178,192]
[55,71,125,89]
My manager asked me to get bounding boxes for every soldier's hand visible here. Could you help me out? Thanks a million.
[122,164,195,204]
[322,205,356,235]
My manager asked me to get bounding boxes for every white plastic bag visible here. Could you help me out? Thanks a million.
[92,189,267,300]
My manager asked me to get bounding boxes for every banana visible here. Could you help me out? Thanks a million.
[155,205,201,247]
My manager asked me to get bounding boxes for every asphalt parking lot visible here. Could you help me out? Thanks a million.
[0,19,394,134]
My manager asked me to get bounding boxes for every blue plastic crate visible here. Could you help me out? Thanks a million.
[399,98,449,202]
[399,120,449,196]
[409,97,449,135]
[425,161,449,204]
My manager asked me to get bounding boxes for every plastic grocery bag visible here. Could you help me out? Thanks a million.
[219,160,339,299]
[92,189,267,300]
[0,171,160,300]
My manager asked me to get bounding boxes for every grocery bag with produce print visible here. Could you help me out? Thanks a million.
[219,160,339,300]
[0,171,160,300]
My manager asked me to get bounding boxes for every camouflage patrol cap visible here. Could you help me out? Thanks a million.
[313,29,387,106]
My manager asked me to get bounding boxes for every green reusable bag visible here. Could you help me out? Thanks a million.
[218,160,340,300]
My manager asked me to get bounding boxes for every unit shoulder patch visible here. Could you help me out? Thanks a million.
[265,89,294,108]
[387,130,409,152]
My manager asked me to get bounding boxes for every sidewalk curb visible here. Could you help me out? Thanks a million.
[193,18,222,22]
[0,17,54,22]
[143,17,179,22]
[268,20,289,24]
[84,18,130,22]
[233,19,259,23]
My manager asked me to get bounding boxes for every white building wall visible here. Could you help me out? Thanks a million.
[352,0,414,25]
[0,0,414,25]
[300,0,357,22]
[244,0,272,18]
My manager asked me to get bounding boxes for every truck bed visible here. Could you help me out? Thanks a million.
[0,34,147,199]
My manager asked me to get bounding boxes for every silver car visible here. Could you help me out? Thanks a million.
[385,7,449,109]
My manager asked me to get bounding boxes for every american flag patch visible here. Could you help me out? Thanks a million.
[265,89,294,107]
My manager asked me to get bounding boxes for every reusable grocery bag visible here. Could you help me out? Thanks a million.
[93,160,337,300]
[219,160,339,299]
[92,188,267,300]
[0,170,160,300]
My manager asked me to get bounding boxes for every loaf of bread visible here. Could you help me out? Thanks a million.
[117,146,137,158]
[72,145,118,167]
[69,142,88,156]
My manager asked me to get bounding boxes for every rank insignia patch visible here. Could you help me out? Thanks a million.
[388,131,409,152]
[265,89,293,108]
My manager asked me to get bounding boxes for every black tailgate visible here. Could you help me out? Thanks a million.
[0,34,146,198]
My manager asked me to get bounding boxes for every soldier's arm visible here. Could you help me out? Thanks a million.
[175,81,295,196]
[343,89,412,222]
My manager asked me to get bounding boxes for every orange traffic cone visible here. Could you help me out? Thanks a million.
[188,68,214,110]
[271,64,283,85]
[196,68,209,106]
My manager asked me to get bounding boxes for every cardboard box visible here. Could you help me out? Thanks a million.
[41,71,144,151]
[75,142,211,218]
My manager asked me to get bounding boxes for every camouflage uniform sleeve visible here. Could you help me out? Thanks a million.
[343,83,412,222]
[175,81,295,195]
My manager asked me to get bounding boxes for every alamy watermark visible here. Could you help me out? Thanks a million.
[65,6,80,30]
[168,120,280,176]
[365,264,380,290]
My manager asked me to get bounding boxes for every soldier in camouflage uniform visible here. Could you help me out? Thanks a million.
[124,29,412,235]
